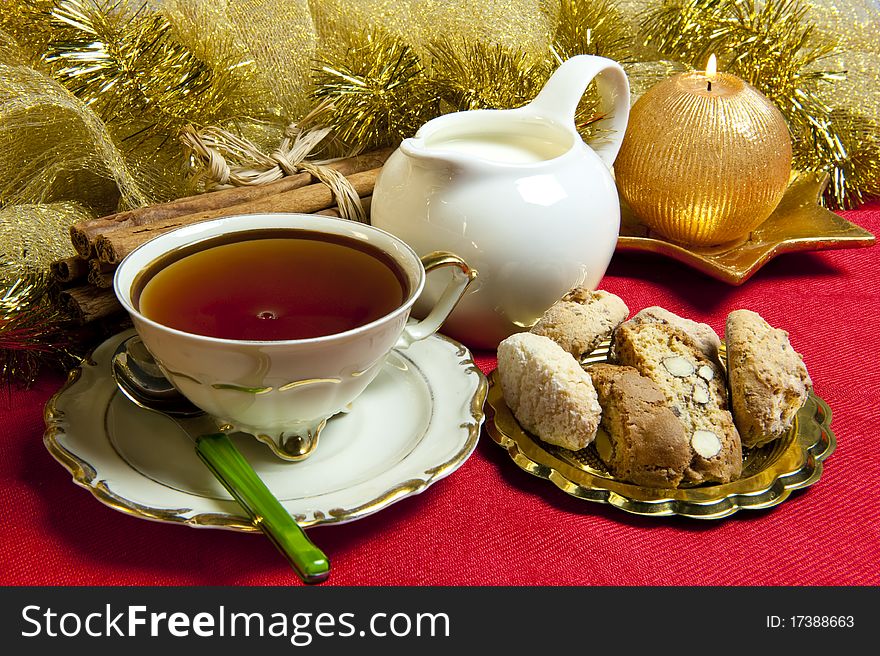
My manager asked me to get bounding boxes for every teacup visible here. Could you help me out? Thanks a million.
[113,213,476,460]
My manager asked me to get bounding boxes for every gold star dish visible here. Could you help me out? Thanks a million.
[616,172,876,284]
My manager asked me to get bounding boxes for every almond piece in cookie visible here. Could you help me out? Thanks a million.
[496,332,601,451]
[624,306,722,362]
[587,363,691,488]
[613,322,742,484]
[530,288,629,359]
[725,309,812,448]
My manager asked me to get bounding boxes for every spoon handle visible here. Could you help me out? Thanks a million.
[194,433,330,584]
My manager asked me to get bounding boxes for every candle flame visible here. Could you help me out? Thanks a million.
[706,54,717,79]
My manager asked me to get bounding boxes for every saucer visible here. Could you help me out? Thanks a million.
[44,330,488,530]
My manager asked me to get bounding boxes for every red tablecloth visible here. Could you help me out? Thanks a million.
[2,203,878,586]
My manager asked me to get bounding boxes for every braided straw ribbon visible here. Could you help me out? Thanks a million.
[181,123,368,223]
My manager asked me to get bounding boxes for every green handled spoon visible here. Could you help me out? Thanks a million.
[110,336,330,584]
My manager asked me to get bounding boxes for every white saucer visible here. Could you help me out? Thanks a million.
[45,329,488,530]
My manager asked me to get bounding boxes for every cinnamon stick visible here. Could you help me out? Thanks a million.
[87,259,115,288]
[70,148,393,257]
[50,256,89,284]
[60,285,124,324]
[95,168,381,264]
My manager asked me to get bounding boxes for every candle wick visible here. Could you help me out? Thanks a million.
[707,80,712,92]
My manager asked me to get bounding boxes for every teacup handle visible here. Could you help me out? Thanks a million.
[527,54,630,169]
[396,252,477,348]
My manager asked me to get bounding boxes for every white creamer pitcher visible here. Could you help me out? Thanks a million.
[371,55,630,349]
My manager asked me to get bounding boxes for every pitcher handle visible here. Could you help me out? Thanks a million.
[396,252,477,348]
[528,55,630,169]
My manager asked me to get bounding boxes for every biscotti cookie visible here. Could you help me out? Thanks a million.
[625,306,721,362]
[613,322,743,484]
[587,363,691,488]
[726,309,812,448]
[530,288,629,359]
[497,332,601,451]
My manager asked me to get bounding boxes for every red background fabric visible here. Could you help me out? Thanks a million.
[2,202,878,587]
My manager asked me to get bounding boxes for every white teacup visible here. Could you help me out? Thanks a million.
[113,213,476,460]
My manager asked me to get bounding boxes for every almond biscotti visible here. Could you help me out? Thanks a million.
[588,363,691,487]
[530,288,629,359]
[613,322,743,484]
[726,309,812,448]
[496,332,601,451]
[625,306,721,362]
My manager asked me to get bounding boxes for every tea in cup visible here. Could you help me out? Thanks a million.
[113,213,476,460]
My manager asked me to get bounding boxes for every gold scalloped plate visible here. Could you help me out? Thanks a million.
[485,344,836,520]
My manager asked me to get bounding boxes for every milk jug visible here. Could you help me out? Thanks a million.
[371,55,630,349]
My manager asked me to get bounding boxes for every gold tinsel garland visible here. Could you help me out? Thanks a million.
[45,1,240,137]
[0,0,878,384]
[552,0,635,63]
[310,30,438,149]
[427,39,549,114]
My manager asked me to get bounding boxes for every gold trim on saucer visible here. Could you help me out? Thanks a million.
[616,172,875,285]
[485,345,835,520]
[44,365,254,530]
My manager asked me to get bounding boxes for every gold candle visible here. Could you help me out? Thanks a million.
[614,56,792,247]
